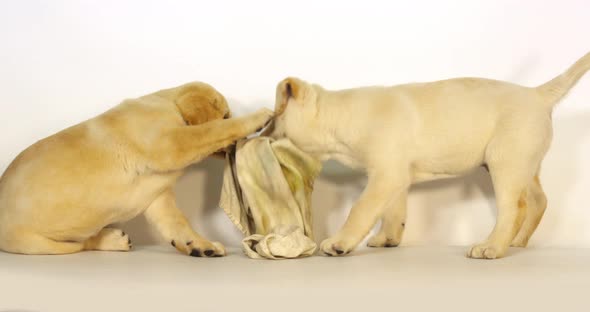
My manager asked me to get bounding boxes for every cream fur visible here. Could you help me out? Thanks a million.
[0,82,273,256]
[266,52,590,259]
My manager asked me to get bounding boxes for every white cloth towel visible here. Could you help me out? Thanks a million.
[219,137,322,259]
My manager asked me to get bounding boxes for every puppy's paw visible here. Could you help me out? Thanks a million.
[367,233,400,248]
[85,228,132,251]
[320,236,355,257]
[171,239,226,258]
[249,108,274,131]
[467,242,505,259]
[255,107,274,122]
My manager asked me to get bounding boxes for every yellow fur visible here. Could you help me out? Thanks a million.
[0,82,273,256]
[268,52,589,259]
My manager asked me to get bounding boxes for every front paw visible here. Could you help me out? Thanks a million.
[249,108,274,132]
[171,239,226,258]
[320,236,356,256]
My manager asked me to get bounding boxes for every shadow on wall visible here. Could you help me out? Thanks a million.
[120,105,590,248]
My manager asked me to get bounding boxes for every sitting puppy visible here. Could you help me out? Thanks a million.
[0,82,273,256]
[265,52,589,259]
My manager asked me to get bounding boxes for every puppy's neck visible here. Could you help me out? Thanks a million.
[310,89,364,166]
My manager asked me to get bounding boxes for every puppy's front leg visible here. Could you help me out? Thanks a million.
[144,189,225,257]
[321,172,410,256]
[149,108,273,172]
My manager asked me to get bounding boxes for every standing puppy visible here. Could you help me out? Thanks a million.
[266,52,589,259]
[0,82,273,256]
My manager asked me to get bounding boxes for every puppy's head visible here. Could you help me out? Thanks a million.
[263,77,321,151]
[175,82,230,125]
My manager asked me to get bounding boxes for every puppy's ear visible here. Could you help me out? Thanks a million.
[176,91,217,125]
[275,77,306,116]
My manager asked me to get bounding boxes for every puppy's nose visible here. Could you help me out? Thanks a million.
[223,112,231,119]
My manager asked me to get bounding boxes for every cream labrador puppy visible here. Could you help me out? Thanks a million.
[265,52,589,259]
[0,82,273,256]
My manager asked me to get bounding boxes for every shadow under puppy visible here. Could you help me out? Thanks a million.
[0,82,273,256]
[265,52,590,259]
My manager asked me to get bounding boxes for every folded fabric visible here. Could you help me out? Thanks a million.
[219,137,322,259]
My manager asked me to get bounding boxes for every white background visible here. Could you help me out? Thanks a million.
[0,0,589,248]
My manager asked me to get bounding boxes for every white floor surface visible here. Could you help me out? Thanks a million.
[1,246,589,312]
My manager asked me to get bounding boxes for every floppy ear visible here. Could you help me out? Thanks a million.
[275,77,306,117]
[175,91,218,125]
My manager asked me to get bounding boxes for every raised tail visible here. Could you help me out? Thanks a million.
[536,51,590,107]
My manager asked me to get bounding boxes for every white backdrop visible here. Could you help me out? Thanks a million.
[0,0,589,248]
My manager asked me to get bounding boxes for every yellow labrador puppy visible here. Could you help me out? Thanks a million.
[266,52,589,259]
[0,82,273,256]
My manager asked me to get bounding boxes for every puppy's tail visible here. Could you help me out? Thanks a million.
[536,51,590,108]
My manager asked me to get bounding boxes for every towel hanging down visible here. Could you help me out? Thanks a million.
[219,137,322,259]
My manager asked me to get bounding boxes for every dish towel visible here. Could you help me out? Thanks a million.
[219,137,322,259]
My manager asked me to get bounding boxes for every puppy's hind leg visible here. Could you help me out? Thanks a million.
[0,231,84,255]
[83,227,132,251]
[468,162,538,259]
[468,114,551,259]
[367,191,408,248]
[511,174,547,247]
